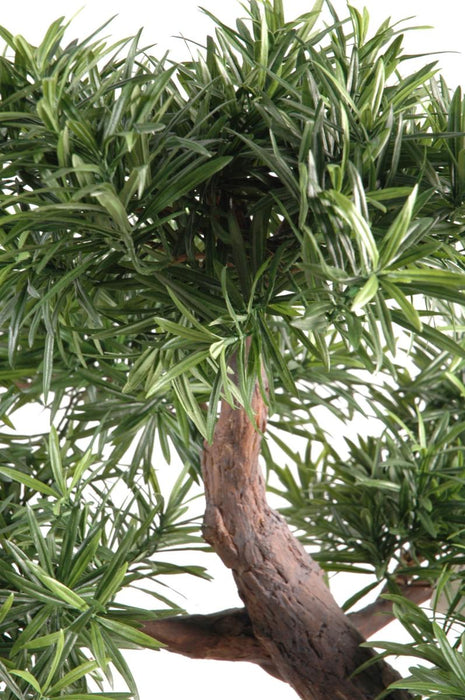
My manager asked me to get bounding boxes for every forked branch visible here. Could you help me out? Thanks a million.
[142,578,432,677]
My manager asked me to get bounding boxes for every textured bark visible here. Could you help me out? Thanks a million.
[143,580,431,671]
[198,374,411,699]
[142,607,281,678]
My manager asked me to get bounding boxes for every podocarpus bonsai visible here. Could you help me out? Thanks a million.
[1,1,465,697]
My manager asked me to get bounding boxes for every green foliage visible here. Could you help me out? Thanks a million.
[362,596,465,699]
[1,0,465,695]
[271,342,465,572]
[0,423,205,698]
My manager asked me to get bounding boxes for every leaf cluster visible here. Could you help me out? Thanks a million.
[0,426,205,698]
[1,1,465,449]
[365,596,465,699]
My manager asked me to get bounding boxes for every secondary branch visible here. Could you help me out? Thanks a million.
[142,578,432,675]
[348,581,433,638]
[142,607,281,678]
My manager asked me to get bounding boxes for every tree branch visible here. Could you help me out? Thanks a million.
[141,607,281,678]
[348,581,433,639]
[142,578,432,677]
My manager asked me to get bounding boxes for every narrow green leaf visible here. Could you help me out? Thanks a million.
[97,563,128,606]
[42,629,65,693]
[379,185,418,267]
[350,275,379,312]
[23,257,94,324]
[25,507,53,575]
[122,348,158,394]
[20,631,63,650]
[172,373,208,439]
[89,621,109,674]
[323,190,379,270]
[354,477,401,492]
[0,593,14,624]
[393,311,465,358]
[67,530,101,588]
[257,2,269,89]
[93,184,131,233]
[165,287,218,335]
[146,350,210,398]
[0,467,60,498]
[0,659,26,699]
[341,580,381,612]
[432,622,465,683]
[36,573,89,611]
[259,317,295,393]
[154,318,214,343]
[69,447,95,490]
[10,670,41,694]
[379,278,422,331]
[48,426,66,495]
[148,156,232,216]
[300,0,324,39]
[387,268,465,288]
[98,616,163,650]
[445,371,465,399]
[47,659,102,695]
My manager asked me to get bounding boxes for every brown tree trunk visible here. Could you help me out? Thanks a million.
[198,373,410,699]
[142,366,413,697]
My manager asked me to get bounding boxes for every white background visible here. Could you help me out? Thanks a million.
[2,1,465,698]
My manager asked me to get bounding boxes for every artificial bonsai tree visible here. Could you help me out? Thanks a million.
[1,1,465,697]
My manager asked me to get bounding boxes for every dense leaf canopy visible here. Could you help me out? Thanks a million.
[1,0,465,696]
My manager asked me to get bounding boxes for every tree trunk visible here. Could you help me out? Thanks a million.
[143,367,413,697]
[199,372,410,699]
